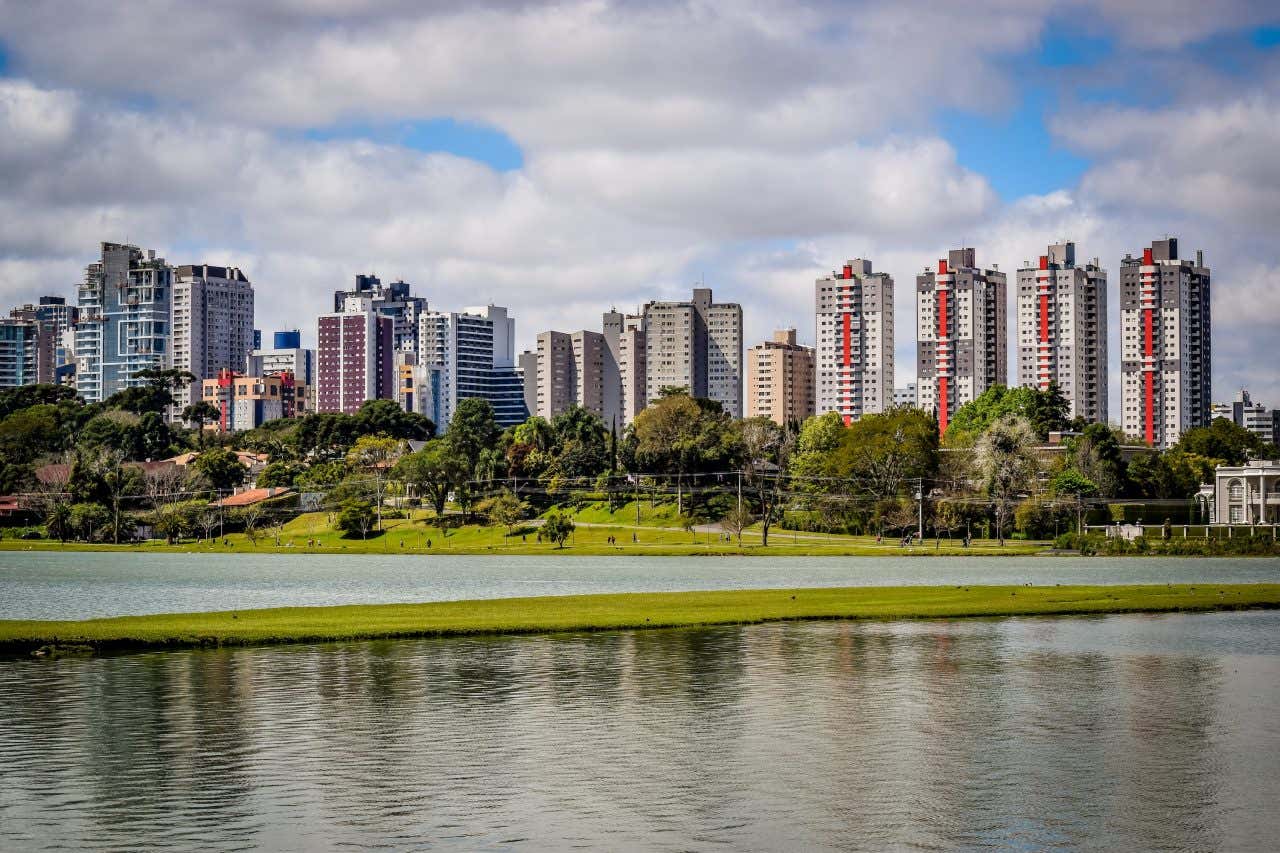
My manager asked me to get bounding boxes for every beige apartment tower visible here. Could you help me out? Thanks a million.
[643,287,742,417]
[746,329,815,426]
[527,329,606,421]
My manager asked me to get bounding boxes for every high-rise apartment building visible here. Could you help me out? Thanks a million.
[1119,238,1211,448]
[814,259,894,423]
[7,308,54,385]
[75,242,172,404]
[419,304,528,430]
[0,319,43,389]
[1015,242,1107,424]
[9,296,78,384]
[526,329,606,421]
[249,330,315,387]
[602,310,647,427]
[531,331,574,419]
[171,264,255,415]
[917,248,1007,433]
[333,275,427,360]
[745,329,815,426]
[315,298,394,415]
[643,288,742,417]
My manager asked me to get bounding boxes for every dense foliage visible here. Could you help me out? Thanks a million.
[0,377,1271,545]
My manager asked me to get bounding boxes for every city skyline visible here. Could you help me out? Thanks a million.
[1,2,1279,411]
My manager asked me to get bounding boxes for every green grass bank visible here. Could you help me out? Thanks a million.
[0,510,1048,556]
[4,584,1277,655]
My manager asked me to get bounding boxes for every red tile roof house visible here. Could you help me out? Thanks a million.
[210,487,295,508]
[35,460,180,485]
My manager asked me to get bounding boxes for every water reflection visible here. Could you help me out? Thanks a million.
[2,611,1278,851]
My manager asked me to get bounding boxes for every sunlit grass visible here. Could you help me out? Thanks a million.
[0,509,1047,556]
[3,584,1276,654]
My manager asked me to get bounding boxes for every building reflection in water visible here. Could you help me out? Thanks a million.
[1,611,1278,851]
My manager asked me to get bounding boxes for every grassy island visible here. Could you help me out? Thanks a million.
[4,583,1278,655]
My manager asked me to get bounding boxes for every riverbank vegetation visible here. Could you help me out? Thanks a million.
[3,584,1277,655]
[0,377,1273,552]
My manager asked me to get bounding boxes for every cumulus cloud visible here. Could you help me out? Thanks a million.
[1,0,1279,411]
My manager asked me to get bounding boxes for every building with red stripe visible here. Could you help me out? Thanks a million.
[916,248,1007,434]
[814,259,894,424]
[1015,241,1107,424]
[1120,238,1211,448]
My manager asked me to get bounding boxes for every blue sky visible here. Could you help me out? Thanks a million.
[304,119,524,171]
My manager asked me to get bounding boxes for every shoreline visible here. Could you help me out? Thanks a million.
[3,583,1278,656]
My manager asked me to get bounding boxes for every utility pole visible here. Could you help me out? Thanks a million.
[737,471,743,517]
[915,478,924,542]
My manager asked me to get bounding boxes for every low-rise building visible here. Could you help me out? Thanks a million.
[201,369,309,432]
[1201,460,1280,525]
[1211,389,1278,447]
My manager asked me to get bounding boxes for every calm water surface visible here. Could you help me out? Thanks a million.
[2,610,1279,851]
[3,552,1280,620]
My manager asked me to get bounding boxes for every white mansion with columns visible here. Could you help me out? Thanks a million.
[1201,461,1280,525]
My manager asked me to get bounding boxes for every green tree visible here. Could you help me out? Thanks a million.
[193,447,247,493]
[294,460,347,491]
[354,398,435,440]
[1050,469,1098,533]
[737,416,793,546]
[538,509,575,548]
[1069,423,1126,497]
[68,502,110,542]
[1025,382,1071,440]
[0,383,79,420]
[336,499,376,539]
[257,461,300,489]
[393,439,467,522]
[0,405,62,463]
[293,412,361,459]
[1175,417,1267,465]
[630,391,741,514]
[945,384,1068,445]
[182,400,221,446]
[972,415,1038,546]
[447,398,500,476]
[476,490,527,534]
[106,368,197,415]
[826,407,939,502]
[135,411,174,460]
[346,435,404,531]
[789,411,845,483]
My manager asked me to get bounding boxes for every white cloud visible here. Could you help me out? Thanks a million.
[1,0,1279,414]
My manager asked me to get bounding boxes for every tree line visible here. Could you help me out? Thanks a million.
[0,375,1271,545]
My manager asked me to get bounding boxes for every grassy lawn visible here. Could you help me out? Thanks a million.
[0,509,1048,556]
[3,583,1276,654]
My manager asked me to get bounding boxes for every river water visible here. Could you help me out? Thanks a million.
[2,610,1279,851]
[3,552,1280,620]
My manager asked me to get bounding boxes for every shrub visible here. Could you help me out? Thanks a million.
[336,499,376,539]
[538,510,575,548]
